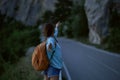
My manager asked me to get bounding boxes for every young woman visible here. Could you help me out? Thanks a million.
[43,22,63,80]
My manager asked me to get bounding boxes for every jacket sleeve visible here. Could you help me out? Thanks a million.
[54,27,58,38]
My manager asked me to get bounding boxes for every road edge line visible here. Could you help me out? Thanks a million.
[63,62,72,80]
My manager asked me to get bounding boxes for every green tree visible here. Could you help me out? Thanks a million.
[53,0,73,23]
[70,4,88,39]
[42,10,54,23]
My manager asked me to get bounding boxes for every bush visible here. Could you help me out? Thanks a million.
[42,10,54,23]
[0,57,43,80]
[106,28,120,53]
[0,15,40,75]
[57,3,88,39]
[62,21,73,38]
[0,24,40,63]
[65,5,88,39]
[106,7,120,53]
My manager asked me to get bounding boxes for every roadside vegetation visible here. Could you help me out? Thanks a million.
[0,14,40,79]
[0,56,43,80]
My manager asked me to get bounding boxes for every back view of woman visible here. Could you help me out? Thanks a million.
[43,22,63,80]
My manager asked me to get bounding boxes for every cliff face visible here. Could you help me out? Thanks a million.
[0,0,120,44]
[0,0,57,26]
[85,0,120,44]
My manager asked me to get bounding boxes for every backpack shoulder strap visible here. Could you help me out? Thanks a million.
[49,36,57,61]
[53,36,58,43]
[49,50,55,61]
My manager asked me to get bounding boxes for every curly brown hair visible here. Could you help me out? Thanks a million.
[43,23,55,38]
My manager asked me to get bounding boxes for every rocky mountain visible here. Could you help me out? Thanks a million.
[0,0,120,44]
[84,0,120,44]
[0,0,57,26]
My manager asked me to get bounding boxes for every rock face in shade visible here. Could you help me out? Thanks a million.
[0,0,18,16]
[0,0,57,26]
[0,0,119,42]
[84,0,120,44]
[15,0,43,26]
[84,0,110,44]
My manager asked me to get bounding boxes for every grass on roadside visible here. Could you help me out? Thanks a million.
[0,56,43,80]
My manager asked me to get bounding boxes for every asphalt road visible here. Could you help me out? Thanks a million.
[58,37,120,80]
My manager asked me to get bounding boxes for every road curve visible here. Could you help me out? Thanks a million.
[58,37,120,80]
